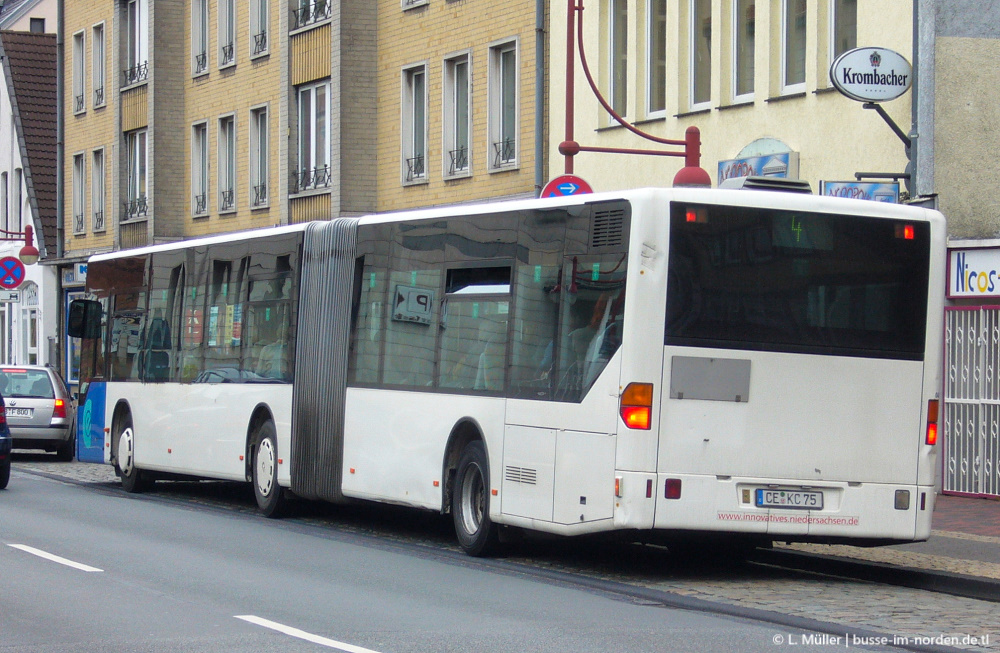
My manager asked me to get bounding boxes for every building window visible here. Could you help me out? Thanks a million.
[294,81,331,193]
[0,172,6,231]
[402,64,427,183]
[733,0,754,101]
[489,41,518,170]
[610,0,628,116]
[690,0,711,109]
[292,0,332,31]
[192,122,209,215]
[29,18,45,33]
[250,107,268,207]
[443,54,470,178]
[73,32,85,114]
[251,0,268,57]
[13,168,21,231]
[193,0,208,74]
[782,0,806,92]
[92,148,105,232]
[647,0,666,115]
[831,0,856,60]
[123,130,147,220]
[220,0,235,67]
[72,153,86,235]
[124,0,148,86]
[92,23,106,107]
[219,115,236,212]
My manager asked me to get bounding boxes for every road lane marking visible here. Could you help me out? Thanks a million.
[8,544,103,573]
[235,615,384,653]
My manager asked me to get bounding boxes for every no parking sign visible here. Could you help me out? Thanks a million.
[541,174,593,198]
[0,256,25,290]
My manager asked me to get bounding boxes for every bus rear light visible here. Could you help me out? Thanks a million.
[620,383,653,430]
[665,478,682,500]
[53,399,66,419]
[646,478,653,498]
[615,476,622,498]
[895,224,916,240]
[926,399,939,446]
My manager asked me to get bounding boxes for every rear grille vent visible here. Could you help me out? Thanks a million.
[505,466,538,485]
[590,208,625,250]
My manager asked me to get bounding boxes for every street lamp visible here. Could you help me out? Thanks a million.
[0,224,39,265]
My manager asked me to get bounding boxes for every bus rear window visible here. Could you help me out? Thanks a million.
[665,203,931,360]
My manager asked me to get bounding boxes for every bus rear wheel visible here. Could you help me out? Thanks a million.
[452,441,500,557]
[252,421,286,518]
[116,414,151,493]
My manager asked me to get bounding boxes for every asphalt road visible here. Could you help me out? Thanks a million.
[0,469,914,653]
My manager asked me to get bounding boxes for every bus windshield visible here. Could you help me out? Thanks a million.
[665,202,931,359]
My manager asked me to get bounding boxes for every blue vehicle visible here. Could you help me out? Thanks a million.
[0,392,12,489]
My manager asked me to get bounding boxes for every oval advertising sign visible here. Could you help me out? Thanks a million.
[830,47,912,103]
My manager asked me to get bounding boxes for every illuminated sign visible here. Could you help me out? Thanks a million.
[830,47,912,103]
[820,181,899,203]
[949,249,1000,298]
[718,152,799,186]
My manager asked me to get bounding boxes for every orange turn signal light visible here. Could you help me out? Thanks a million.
[620,383,653,430]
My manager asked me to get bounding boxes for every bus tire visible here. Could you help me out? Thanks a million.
[452,441,500,557]
[116,414,151,493]
[252,421,286,518]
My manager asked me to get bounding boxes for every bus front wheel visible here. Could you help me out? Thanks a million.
[117,415,151,493]
[252,421,286,518]
[452,441,500,557]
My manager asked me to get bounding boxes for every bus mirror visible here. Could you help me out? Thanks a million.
[68,299,103,339]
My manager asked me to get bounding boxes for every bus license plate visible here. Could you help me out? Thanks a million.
[755,489,823,510]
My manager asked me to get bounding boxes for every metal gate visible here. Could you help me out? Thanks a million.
[944,307,1000,496]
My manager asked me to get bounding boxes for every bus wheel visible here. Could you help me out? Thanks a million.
[252,421,286,518]
[452,441,500,557]
[117,415,151,493]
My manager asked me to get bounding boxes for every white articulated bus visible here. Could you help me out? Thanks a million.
[70,186,946,555]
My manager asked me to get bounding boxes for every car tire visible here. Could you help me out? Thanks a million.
[55,428,75,462]
[116,414,151,493]
[252,420,286,518]
[0,457,9,490]
[452,441,500,557]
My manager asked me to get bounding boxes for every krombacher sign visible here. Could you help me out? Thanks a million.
[830,47,912,103]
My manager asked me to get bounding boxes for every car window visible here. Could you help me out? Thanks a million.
[0,369,54,399]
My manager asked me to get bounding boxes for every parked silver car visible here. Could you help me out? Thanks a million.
[0,366,76,461]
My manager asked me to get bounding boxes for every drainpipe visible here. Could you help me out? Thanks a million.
[534,0,545,196]
[56,0,64,259]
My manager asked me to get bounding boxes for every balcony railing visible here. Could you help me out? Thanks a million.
[252,183,268,207]
[406,155,425,182]
[194,193,207,215]
[74,94,84,113]
[122,195,148,221]
[94,86,105,106]
[290,165,332,193]
[122,61,148,86]
[492,138,516,168]
[73,213,85,234]
[220,189,235,211]
[253,31,268,55]
[221,43,234,66]
[93,210,105,232]
[292,0,332,30]
[195,52,207,73]
[448,147,469,176]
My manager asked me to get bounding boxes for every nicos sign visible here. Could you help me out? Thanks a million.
[830,47,912,103]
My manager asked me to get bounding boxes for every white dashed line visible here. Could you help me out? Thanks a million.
[8,544,104,572]
[235,615,384,653]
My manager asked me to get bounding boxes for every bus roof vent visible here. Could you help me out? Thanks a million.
[590,207,626,250]
[718,176,813,194]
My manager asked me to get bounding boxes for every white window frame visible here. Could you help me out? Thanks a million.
[829,0,856,62]
[92,148,106,232]
[646,0,666,117]
[296,80,331,193]
[781,0,807,95]
[402,64,428,184]
[250,0,269,58]
[488,39,519,172]
[689,0,712,111]
[0,172,7,232]
[219,0,236,69]
[609,0,628,117]
[193,0,209,75]
[732,0,755,103]
[402,0,429,11]
[124,130,147,220]
[72,153,86,235]
[13,168,22,230]
[73,31,85,114]
[218,114,236,213]
[125,0,148,86]
[442,52,471,179]
[249,106,269,207]
[92,23,106,107]
[192,122,209,216]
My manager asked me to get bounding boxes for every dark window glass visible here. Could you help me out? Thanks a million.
[665,203,930,359]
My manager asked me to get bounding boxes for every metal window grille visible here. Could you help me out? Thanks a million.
[221,43,234,65]
[74,94,85,113]
[448,147,468,175]
[492,138,515,167]
[195,52,207,73]
[122,62,148,86]
[253,31,267,55]
[252,184,268,206]
[290,165,332,193]
[94,87,105,106]
[292,0,331,30]
[406,156,425,181]
[194,193,207,214]
[74,213,85,234]
[220,189,235,211]
[121,195,148,221]
[93,210,105,232]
